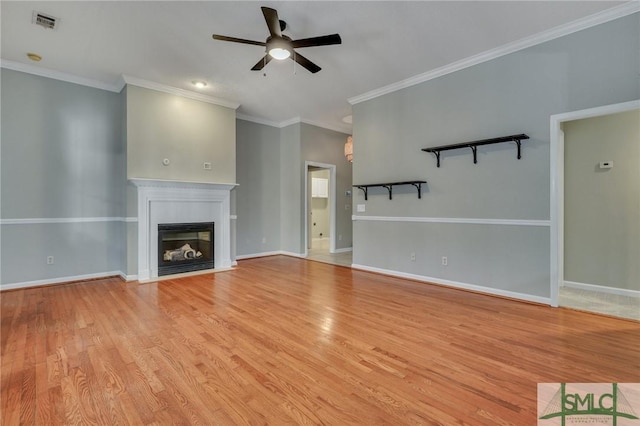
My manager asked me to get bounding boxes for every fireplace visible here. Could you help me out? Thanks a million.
[158,222,214,276]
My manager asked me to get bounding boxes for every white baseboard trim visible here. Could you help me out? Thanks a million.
[119,272,138,282]
[236,250,307,260]
[332,247,353,254]
[1,271,126,291]
[563,280,640,298]
[351,263,551,305]
[236,251,283,260]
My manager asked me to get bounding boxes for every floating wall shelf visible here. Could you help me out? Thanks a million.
[353,181,426,200]
[422,134,529,167]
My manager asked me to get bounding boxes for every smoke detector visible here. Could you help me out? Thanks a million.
[32,11,58,30]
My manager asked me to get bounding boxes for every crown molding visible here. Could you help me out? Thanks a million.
[349,2,640,105]
[300,118,351,135]
[279,116,302,128]
[236,113,351,134]
[236,113,282,127]
[0,59,123,92]
[122,75,240,109]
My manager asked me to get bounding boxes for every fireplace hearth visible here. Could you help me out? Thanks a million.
[158,222,214,276]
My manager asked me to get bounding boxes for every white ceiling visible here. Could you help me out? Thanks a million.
[0,1,629,133]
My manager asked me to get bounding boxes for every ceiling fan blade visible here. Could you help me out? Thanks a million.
[251,55,272,71]
[291,34,342,49]
[212,34,265,47]
[261,7,282,37]
[291,51,321,74]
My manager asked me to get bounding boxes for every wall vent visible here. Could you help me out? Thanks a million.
[32,11,58,30]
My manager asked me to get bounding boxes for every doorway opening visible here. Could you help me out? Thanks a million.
[305,161,336,258]
[550,99,639,320]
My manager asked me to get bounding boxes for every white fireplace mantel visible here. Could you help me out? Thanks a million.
[130,179,237,281]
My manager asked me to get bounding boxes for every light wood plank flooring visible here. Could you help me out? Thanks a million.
[2,256,639,425]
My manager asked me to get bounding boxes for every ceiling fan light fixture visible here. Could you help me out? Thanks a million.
[268,47,290,60]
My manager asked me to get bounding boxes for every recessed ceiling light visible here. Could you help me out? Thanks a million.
[27,52,42,62]
[192,80,207,89]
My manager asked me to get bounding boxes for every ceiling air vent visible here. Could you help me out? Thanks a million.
[32,11,58,30]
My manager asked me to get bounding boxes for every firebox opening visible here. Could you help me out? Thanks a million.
[158,222,214,276]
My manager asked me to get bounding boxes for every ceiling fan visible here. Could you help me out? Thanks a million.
[212,6,342,74]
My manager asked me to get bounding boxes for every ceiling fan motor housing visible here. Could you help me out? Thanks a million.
[266,35,293,57]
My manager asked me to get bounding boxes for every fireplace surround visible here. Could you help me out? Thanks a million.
[131,179,235,280]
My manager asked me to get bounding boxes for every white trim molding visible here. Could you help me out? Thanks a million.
[0,59,123,92]
[352,215,550,227]
[348,2,640,105]
[1,271,125,291]
[563,281,640,299]
[333,247,353,254]
[122,75,241,109]
[352,263,551,306]
[130,179,237,281]
[236,251,307,260]
[236,114,352,134]
[0,217,137,225]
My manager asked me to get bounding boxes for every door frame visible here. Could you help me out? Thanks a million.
[304,161,337,256]
[549,99,639,307]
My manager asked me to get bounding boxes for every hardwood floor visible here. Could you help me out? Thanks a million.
[2,256,639,425]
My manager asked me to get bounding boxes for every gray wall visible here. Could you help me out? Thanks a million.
[236,119,282,256]
[279,123,303,254]
[126,85,236,183]
[1,69,126,286]
[301,123,353,250]
[564,109,639,291]
[235,119,352,257]
[351,13,639,300]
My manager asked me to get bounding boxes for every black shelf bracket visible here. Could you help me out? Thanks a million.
[356,186,369,200]
[353,181,426,201]
[422,133,529,168]
[382,185,393,200]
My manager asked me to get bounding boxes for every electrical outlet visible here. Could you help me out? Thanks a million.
[262,237,267,244]
[442,256,448,266]
[47,256,54,265]
[410,252,416,261]
[203,162,212,170]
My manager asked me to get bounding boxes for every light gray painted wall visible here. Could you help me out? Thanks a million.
[564,109,640,291]
[0,69,125,286]
[236,121,352,256]
[352,14,639,299]
[280,123,303,254]
[235,119,282,256]
[126,85,236,183]
[311,169,330,238]
[121,86,138,277]
[301,123,353,250]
